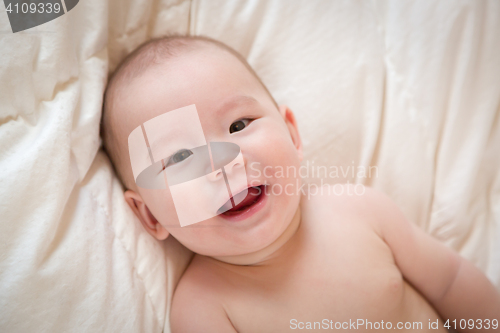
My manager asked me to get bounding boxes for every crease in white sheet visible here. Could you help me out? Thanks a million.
[1,1,499,333]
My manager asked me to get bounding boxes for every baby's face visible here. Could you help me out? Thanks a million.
[115,47,302,257]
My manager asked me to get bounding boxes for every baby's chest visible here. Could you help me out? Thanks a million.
[223,237,408,332]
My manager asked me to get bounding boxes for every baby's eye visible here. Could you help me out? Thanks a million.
[229,119,250,133]
[164,149,193,168]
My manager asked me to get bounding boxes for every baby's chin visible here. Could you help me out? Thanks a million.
[168,193,300,262]
[168,223,286,258]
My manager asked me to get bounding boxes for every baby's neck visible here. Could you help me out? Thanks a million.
[211,206,302,266]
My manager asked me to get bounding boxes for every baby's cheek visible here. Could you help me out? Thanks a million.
[255,125,300,162]
[269,138,302,176]
[138,187,180,227]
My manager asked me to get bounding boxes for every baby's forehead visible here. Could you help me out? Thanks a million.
[115,41,230,90]
[118,53,262,120]
[115,48,245,105]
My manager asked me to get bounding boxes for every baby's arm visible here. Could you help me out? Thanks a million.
[365,188,500,331]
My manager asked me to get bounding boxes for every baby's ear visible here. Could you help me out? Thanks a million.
[279,105,303,161]
[124,190,169,240]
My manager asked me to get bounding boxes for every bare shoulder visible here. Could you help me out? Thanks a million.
[302,183,402,235]
[170,255,237,333]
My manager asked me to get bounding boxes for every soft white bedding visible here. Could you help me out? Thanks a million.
[1,0,499,332]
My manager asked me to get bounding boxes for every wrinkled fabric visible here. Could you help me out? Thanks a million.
[0,1,498,332]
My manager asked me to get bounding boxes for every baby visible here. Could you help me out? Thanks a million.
[101,36,500,332]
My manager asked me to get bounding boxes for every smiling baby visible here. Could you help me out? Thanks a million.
[101,35,500,332]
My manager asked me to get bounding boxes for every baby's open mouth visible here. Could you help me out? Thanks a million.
[217,185,266,217]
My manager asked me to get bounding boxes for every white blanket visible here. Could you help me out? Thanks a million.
[1,0,499,332]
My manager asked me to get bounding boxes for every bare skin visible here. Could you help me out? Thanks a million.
[104,41,500,333]
[171,186,436,332]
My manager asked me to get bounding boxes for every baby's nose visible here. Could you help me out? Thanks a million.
[205,141,245,182]
[206,168,224,182]
[223,156,244,176]
[205,152,245,182]
[205,160,243,182]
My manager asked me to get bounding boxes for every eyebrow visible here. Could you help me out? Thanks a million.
[216,95,259,115]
